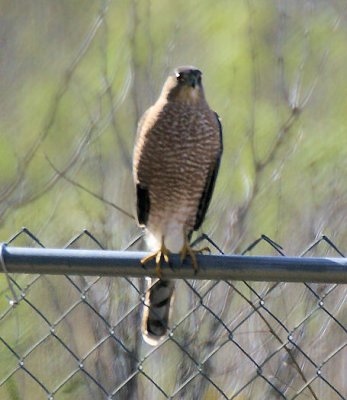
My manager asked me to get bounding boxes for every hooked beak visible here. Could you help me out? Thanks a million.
[188,75,198,88]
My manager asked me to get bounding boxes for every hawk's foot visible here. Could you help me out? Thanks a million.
[141,240,170,278]
[179,240,210,273]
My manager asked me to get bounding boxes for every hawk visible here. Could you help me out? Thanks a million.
[133,66,223,345]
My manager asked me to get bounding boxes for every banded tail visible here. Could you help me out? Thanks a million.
[142,278,175,346]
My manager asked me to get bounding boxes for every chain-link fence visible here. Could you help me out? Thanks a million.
[0,228,346,400]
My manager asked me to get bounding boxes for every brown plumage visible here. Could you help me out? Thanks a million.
[133,66,222,345]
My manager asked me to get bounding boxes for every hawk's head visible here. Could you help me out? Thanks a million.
[163,66,205,105]
[175,66,202,89]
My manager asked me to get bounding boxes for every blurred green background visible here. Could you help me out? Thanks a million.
[2,0,347,251]
[0,1,347,399]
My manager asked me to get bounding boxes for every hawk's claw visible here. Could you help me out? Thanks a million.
[180,240,210,273]
[141,240,170,278]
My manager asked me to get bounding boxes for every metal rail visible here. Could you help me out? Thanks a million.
[1,244,347,283]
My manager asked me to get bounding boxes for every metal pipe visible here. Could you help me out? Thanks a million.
[1,244,347,283]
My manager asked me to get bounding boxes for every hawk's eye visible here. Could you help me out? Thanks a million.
[197,75,202,84]
[176,73,185,83]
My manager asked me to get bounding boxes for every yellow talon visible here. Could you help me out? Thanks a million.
[141,238,170,278]
[180,236,210,273]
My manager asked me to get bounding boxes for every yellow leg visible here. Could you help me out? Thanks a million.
[141,237,170,278]
[179,234,210,273]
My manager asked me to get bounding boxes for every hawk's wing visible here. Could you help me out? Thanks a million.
[134,108,152,226]
[193,112,223,231]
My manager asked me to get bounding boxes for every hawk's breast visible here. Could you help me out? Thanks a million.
[140,102,220,252]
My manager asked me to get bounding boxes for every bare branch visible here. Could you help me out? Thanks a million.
[45,156,135,221]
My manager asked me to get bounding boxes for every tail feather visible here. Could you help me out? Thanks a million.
[142,278,175,346]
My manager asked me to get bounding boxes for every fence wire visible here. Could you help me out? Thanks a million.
[0,228,346,400]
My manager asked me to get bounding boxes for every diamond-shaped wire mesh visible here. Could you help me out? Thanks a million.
[0,229,346,400]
